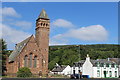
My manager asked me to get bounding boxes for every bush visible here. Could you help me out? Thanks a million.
[17,67,32,77]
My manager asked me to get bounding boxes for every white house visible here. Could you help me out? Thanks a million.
[71,54,119,78]
[51,63,71,75]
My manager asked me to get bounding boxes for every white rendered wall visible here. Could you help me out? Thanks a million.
[82,56,93,78]
[62,65,71,75]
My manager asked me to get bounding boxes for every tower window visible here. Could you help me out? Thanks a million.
[46,24,48,26]
[24,55,28,67]
[41,23,43,26]
[43,23,45,26]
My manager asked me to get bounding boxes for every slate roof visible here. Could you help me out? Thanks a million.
[109,58,120,65]
[38,9,49,19]
[52,65,67,72]
[8,35,33,62]
[73,59,117,67]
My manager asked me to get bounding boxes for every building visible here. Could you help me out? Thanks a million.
[6,9,50,77]
[51,63,71,75]
[71,54,119,78]
[109,58,120,77]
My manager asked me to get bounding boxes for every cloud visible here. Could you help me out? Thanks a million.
[11,21,32,30]
[1,7,21,18]
[1,7,33,49]
[49,34,68,45]
[65,25,108,41]
[1,24,31,49]
[2,7,32,30]
[50,25,108,45]
[51,19,75,28]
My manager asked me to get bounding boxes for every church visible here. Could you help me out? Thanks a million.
[6,9,50,77]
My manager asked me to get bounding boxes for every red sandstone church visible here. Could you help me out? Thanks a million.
[6,9,50,76]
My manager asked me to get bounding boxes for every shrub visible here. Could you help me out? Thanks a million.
[17,67,32,77]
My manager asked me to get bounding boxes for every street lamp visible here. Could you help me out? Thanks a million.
[76,45,81,72]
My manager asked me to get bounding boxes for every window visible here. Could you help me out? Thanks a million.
[106,63,109,67]
[109,71,112,77]
[34,56,37,68]
[111,64,115,68]
[24,55,28,67]
[115,71,117,77]
[29,53,32,68]
[41,23,42,26]
[97,70,100,77]
[101,63,104,67]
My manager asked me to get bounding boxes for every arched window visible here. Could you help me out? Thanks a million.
[34,56,37,68]
[43,23,45,26]
[46,24,48,26]
[24,55,28,67]
[29,53,32,68]
[41,23,42,26]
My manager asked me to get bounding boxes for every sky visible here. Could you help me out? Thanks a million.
[1,2,118,50]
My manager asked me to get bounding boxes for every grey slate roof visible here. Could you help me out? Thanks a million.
[73,58,117,67]
[38,9,49,19]
[109,58,120,65]
[8,35,32,62]
[52,65,67,72]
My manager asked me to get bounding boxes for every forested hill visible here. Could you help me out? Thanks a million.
[48,44,120,70]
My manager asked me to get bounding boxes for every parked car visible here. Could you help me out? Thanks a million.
[70,74,81,79]
[70,74,89,79]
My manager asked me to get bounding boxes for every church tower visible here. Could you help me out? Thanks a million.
[35,9,50,75]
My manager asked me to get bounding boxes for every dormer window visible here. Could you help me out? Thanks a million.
[106,63,109,67]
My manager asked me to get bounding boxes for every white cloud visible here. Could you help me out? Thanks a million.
[65,25,108,41]
[1,7,21,17]
[1,7,32,30]
[52,19,75,28]
[11,21,32,29]
[1,24,31,49]
[49,34,68,45]
[50,25,108,45]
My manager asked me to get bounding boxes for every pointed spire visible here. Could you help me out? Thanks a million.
[38,9,49,19]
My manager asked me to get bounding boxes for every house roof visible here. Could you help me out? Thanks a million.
[52,65,67,72]
[38,9,49,19]
[109,58,120,65]
[8,35,33,62]
[73,58,117,67]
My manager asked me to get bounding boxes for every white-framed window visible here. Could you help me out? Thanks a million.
[97,70,100,77]
[109,71,112,77]
[115,71,117,77]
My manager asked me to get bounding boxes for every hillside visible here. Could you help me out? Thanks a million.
[48,44,120,70]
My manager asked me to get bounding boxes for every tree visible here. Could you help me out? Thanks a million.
[0,39,7,76]
[17,67,32,77]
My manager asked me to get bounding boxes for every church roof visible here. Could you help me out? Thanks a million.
[8,35,33,62]
[38,9,49,19]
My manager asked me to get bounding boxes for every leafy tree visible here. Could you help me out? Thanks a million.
[17,67,32,77]
[49,44,120,70]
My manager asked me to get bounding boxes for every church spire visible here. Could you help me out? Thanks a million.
[38,9,49,19]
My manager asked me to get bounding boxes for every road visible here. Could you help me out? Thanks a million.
[1,78,120,80]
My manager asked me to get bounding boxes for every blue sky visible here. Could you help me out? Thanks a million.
[1,2,118,50]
